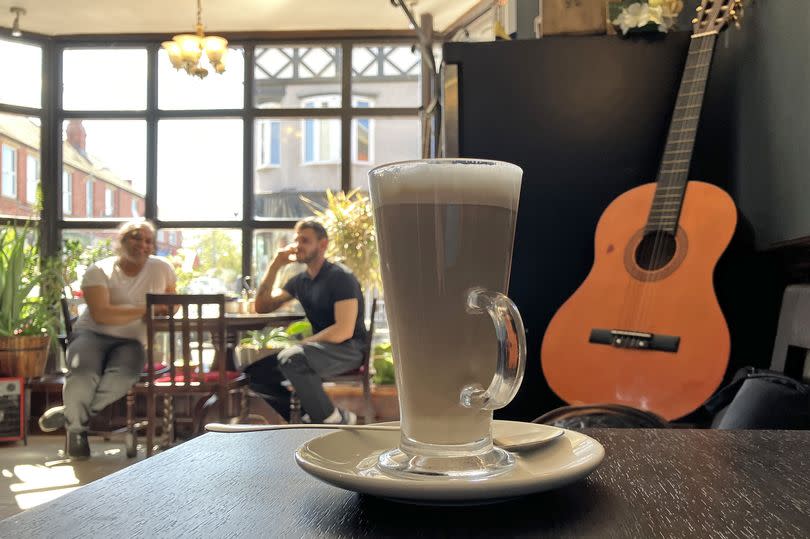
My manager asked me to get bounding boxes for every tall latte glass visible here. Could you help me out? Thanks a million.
[369,159,526,480]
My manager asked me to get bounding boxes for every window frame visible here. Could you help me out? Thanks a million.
[351,96,375,165]
[26,154,39,204]
[85,178,94,217]
[1,36,422,287]
[62,168,73,216]
[104,186,114,217]
[257,119,282,168]
[301,95,341,165]
[1,144,18,199]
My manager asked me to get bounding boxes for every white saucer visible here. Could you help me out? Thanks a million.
[294,420,605,505]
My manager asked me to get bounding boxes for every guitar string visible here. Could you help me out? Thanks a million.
[635,36,711,336]
[631,35,715,343]
[638,35,715,337]
[626,37,703,338]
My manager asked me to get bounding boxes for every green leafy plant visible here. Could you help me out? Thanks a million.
[239,319,313,350]
[62,237,115,297]
[372,341,395,385]
[301,189,381,294]
[285,319,313,339]
[0,224,62,341]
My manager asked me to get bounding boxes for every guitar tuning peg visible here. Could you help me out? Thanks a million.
[692,17,699,24]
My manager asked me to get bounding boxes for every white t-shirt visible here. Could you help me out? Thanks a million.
[73,256,177,344]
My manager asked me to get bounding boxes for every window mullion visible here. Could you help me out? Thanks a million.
[340,42,351,192]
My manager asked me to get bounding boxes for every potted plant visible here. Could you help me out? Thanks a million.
[302,189,382,295]
[0,224,62,378]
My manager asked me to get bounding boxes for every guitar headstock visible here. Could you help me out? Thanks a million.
[692,0,743,34]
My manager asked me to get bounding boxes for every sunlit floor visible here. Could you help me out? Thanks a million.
[0,435,146,520]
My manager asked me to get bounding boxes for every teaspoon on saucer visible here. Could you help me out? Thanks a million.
[204,422,564,452]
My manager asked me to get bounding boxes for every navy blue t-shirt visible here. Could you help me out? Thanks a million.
[283,260,367,343]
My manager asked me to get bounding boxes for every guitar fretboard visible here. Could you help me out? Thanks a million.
[646,33,718,233]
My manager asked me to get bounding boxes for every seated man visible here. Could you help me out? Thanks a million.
[39,220,177,458]
[250,218,366,424]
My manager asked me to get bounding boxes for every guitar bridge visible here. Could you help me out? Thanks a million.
[589,329,680,353]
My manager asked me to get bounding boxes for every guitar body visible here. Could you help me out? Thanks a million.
[541,181,737,420]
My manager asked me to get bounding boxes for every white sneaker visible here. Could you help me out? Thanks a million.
[338,408,357,425]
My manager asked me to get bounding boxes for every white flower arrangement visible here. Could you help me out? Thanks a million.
[610,1,684,35]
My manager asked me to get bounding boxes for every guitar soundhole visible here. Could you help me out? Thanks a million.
[635,232,677,271]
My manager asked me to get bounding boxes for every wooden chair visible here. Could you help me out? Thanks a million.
[141,293,248,457]
[58,297,85,355]
[770,284,810,381]
[59,296,168,457]
[289,298,377,424]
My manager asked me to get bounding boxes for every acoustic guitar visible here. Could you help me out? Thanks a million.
[541,0,743,420]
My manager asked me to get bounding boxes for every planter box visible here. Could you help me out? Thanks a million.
[324,383,399,422]
[0,335,50,378]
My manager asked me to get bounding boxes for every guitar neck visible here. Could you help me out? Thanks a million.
[647,33,718,233]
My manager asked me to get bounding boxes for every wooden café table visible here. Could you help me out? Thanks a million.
[1,428,808,537]
[153,310,306,335]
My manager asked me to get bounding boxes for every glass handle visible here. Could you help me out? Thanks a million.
[460,287,526,411]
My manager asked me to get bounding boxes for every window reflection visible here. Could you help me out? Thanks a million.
[0,113,41,218]
[253,45,341,108]
[61,119,146,220]
[158,48,245,110]
[157,119,243,221]
[253,117,340,219]
[0,38,42,109]
[63,49,147,111]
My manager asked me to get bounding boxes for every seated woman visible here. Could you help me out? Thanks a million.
[39,219,177,459]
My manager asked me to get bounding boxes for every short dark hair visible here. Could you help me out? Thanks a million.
[295,218,328,241]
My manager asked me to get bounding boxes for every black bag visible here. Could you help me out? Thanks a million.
[705,367,810,429]
[533,403,670,429]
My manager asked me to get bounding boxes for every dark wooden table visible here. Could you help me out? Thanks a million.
[2,429,808,538]
[152,311,305,334]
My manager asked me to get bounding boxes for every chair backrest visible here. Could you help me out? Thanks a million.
[770,284,810,382]
[145,293,227,387]
[60,297,86,334]
[59,297,86,353]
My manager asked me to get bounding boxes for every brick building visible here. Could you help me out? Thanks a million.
[0,115,179,254]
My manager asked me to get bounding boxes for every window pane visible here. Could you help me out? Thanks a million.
[160,228,241,294]
[350,117,421,190]
[158,119,243,220]
[62,168,73,216]
[26,155,39,204]
[61,119,146,219]
[252,229,304,313]
[62,228,184,291]
[352,44,420,108]
[85,181,93,215]
[254,45,341,108]
[0,113,40,218]
[253,117,341,219]
[63,49,147,111]
[1,145,18,199]
[158,48,245,110]
[0,39,42,108]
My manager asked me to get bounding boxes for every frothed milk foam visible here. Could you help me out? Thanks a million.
[370,160,521,446]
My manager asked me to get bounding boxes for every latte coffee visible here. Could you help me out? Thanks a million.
[369,159,524,478]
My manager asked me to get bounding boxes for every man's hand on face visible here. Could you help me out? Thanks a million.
[273,243,298,267]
